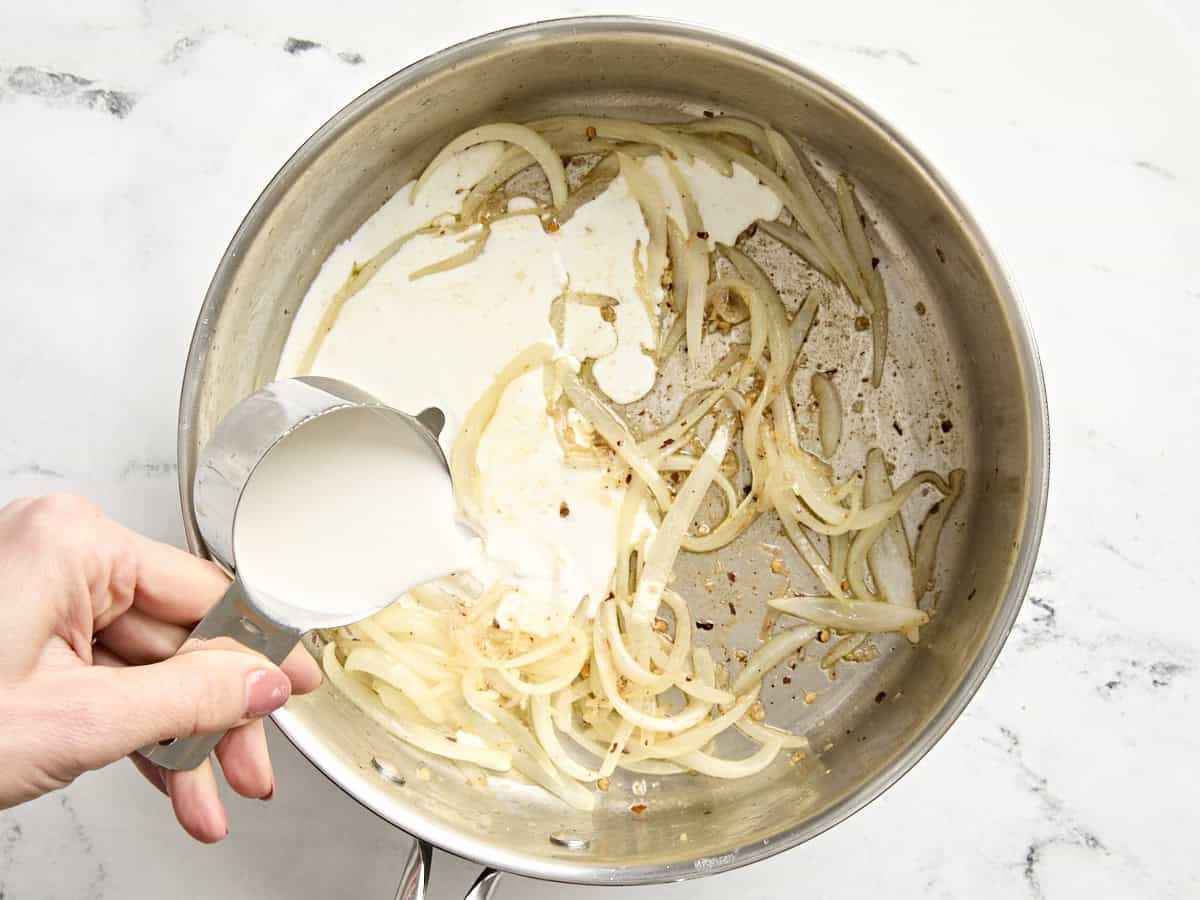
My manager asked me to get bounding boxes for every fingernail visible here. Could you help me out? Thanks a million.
[261,784,274,802]
[245,669,291,717]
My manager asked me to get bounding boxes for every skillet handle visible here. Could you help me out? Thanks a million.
[136,577,302,771]
[395,840,503,900]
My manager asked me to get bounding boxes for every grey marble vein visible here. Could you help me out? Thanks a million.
[283,36,322,55]
[282,36,366,65]
[5,462,64,479]
[990,726,1113,899]
[1133,159,1179,181]
[56,794,107,900]
[118,460,177,479]
[3,66,136,118]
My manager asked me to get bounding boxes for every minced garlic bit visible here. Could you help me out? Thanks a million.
[803,691,817,705]
[679,832,689,842]
[596,777,610,792]
[770,558,784,574]
[416,766,432,782]
[630,803,648,814]
[653,617,670,633]
[789,751,806,766]
[748,700,766,722]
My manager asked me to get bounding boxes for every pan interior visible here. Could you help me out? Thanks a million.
[185,21,1037,883]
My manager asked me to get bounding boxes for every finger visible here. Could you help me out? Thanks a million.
[215,720,274,800]
[96,606,190,665]
[128,752,168,797]
[165,760,227,843]
[97,608,322,695]
[121,528,230,626]
[281,644,323,694]
[92,645,127,668]
[169,635,322,696]
[52,650,291,772]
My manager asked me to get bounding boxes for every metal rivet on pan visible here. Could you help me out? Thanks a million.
[549,832,591,851]
[371,756,407,786]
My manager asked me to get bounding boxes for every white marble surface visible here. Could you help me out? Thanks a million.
[1,1,1197,897]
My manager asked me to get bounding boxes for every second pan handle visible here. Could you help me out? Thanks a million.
[395,840,502,900]
[137,577,302,770]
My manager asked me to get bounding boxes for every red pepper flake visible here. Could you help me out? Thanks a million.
[702,110,715,118]
[727,602,737,616]
[874,691,888,703]
[696,621,715,631]
[727,572,737,584]
[585,125,598,140]
[782,676,792,685]
[559,501,570,518]
[871,257,880,269]
[611,742,619,752]
[545,219,560,233]
[696,230,709,240]
[630,803,648,814]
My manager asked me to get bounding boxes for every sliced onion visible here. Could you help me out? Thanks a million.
[761,130,870,310]
[618,152,668,323]
[460,145,536,222]
[678,737,782,778]
[529,116,694,164]
[593,611,713,732]
[461,673,596,810]
[862,448,918,641]
[683,236,710,360]
[531,694,599,782]
[834,175,888,386]
[757,218,838,284]
[640,371,739,461]
[736,718,810,750]
[626,688,758,760]
[556,362,674,510]
[769,594,928,632]
[451,344,555,522]
[820,633,866,670]
[323,645,512,771]
[732,625,821,694]
[790,287,820,357]
[344,646,445,724]
[413,124,567,208]
[914,468,966,600]
[675,116,777,169]
[811,373,842,459]
[408,226,490,281]
[633,426,729,622]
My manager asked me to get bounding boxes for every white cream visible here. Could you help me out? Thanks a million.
[278,142,779,636]
[473,367,625,635]
[233,406,479,629]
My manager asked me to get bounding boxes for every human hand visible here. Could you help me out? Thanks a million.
[0,494,323,842]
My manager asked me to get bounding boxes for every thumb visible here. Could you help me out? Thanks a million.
[60,651,292,773]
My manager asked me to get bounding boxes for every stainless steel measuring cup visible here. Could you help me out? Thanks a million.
[140,376,448,771]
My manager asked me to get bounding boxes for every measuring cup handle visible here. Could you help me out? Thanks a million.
[137,578,302,771]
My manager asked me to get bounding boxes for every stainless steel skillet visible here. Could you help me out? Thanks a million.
[176,16,1049,898]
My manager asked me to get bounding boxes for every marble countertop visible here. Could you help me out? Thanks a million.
[1,2,1196,897]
